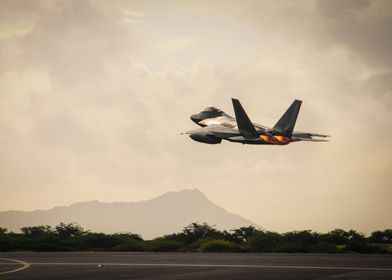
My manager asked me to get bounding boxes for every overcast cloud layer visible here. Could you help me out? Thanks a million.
[0,0,391,233]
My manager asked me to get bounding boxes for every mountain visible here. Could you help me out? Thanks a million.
[0,189,259,239]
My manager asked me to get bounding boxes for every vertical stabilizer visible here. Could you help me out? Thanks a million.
[231,98,258,138]
[272,100,302,137]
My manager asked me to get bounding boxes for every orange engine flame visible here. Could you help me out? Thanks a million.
[260,135,291,145]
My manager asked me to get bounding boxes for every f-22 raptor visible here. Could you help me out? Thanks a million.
[183,98,329,145]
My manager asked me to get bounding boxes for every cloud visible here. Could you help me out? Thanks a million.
[0,0,391,233]
[157,36,198,52]
[317,0,392,70]
[315,0,392,108]
[123,10,147,24]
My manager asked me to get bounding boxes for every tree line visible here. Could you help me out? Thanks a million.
[0,223,391,253]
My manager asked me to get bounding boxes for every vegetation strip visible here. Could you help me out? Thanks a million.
[1,222,391,254]
[26,262,392,271]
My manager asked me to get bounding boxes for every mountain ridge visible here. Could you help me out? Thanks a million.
[0,189,259,239]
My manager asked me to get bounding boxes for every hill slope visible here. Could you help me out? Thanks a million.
[0,189,259,239]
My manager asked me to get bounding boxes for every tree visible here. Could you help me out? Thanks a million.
[55,223,85,238]
[167,223,223,244]
[112,232,143,241]
[324,229,350,245]
[369,229,392,243]
[248,231,282,251]
[20,225,52,237]
[0,227,8,234]
[347,230,365,242]
[229,226,259,243]
[284,230,320,245]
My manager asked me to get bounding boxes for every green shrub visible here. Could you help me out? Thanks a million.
[34,243,74,252]
[313,241,337,253]
[248,231,281,252]
[199,239,243,252]
[83,233,123,250]
[112,239,145,252]
[147,239,185,252]
[345,241,379,254]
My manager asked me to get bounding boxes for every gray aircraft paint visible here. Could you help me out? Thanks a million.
[183,98,329,145]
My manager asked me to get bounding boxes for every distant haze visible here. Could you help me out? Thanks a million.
[0,189,258,239]
[0,1,391,234]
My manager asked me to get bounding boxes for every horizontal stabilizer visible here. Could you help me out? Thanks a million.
[292,131,331,138]
[295,137,329,142]
[307,133,330,138]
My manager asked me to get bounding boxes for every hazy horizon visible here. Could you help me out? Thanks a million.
[2,188,210,211]
[0,188,260,239]
[1,0,391,235]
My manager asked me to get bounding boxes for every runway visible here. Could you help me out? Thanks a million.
[0,252,391,279]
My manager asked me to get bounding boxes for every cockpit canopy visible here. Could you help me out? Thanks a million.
[202,105,223,113]
[191,105,225,124]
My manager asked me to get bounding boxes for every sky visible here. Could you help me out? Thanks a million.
[0,0,391,234]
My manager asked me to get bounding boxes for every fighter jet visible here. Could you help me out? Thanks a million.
[183,98,329,145]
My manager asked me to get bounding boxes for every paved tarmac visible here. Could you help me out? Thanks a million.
[0,252,392,279]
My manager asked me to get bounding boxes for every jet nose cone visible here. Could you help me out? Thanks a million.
[191,114,202,123]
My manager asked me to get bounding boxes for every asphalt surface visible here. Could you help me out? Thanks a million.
[0,252,392,280]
